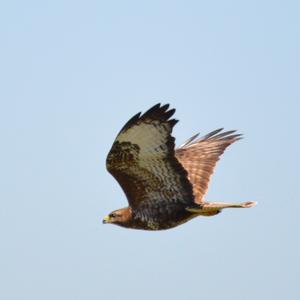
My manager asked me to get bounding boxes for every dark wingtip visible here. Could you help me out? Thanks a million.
[204,129,243,143]
[204,128,224,139]
[143,103,161,116]
[179,132,201,147]
[160,103,170,111]
[163,108,176,120]
[169,119,179,127]
[118,111,141,133]
[181,129,243,145]
[142,103,173,119]
[118,103,178,134]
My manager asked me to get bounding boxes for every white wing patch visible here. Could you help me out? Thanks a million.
[117,121,170,158]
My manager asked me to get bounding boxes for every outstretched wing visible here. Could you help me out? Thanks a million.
[106,103,194,209]
[175,129,242,204]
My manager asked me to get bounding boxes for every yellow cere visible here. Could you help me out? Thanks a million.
[103,215,110,222]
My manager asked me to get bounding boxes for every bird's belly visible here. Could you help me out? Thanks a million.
[133,206,196,230]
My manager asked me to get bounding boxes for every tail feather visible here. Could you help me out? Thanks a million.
[204,201,257,209]
[186,201,257,216]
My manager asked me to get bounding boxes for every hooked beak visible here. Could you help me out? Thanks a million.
[102,215,110,224]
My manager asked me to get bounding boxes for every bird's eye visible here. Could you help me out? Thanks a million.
[110,213,117,218]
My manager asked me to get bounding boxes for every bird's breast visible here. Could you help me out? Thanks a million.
[132,203,195,230]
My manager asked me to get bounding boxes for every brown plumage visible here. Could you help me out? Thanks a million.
[103,103,256,230]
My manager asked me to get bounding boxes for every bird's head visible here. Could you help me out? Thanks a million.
[102,207,132,226]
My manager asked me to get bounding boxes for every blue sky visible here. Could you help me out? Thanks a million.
[1,1,299,299]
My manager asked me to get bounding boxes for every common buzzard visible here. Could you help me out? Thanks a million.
[103,103,256,230]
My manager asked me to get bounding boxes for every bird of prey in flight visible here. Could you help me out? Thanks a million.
[103,103,256,230]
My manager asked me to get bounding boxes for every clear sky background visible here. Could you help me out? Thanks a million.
[1,1,299,299]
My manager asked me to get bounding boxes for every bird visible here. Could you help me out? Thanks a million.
[103,103,256,230]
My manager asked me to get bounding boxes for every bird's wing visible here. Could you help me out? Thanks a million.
[175,129,242,204]
[106,103,194,209]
